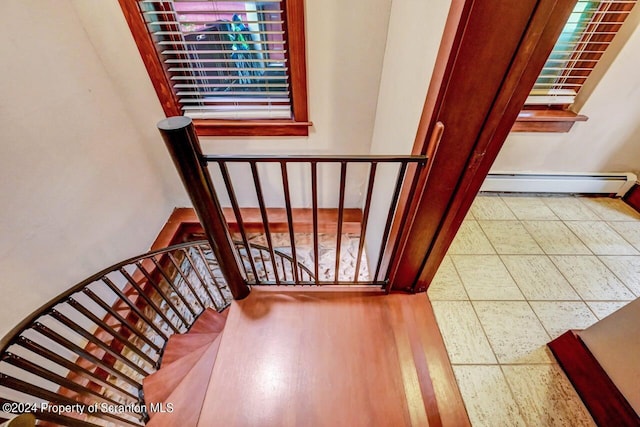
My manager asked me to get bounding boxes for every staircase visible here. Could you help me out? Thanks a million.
[142,308,229,426]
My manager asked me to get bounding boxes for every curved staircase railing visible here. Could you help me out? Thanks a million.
[0,240,310,426]
[234,241,315,284]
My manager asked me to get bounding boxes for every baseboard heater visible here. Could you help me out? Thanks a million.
[481,172,637,197]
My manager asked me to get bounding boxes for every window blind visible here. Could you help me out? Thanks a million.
[527,0,637,106]
[138,0,292,120]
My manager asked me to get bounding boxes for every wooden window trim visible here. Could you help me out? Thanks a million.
[513,0,636,133]
[119,0,310,137]
[513,109,588,132]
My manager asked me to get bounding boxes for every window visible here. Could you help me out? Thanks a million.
[120,0,310,136]
[513,0,637,132]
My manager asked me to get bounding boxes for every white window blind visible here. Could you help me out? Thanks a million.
[138,0,292,120]
[527,0,637,106]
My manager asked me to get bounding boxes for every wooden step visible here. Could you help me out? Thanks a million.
[189,308,227,335]
[148,335,222,427]
[161,333,218,368]
[197,289,470,426]
[143,343,211,413]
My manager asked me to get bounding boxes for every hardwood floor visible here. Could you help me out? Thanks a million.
[197,288,468,426]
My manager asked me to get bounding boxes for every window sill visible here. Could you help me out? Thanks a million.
[193,119,313,137]
[512,110,588,133]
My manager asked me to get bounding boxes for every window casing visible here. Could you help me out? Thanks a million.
[120,0,310,136]
[514,0,637,132]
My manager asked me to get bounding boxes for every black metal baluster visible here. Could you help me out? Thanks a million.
[311,162,320,284]
[165,252,207,311]
[49,310,150,376]
[149,258,198,318]
[33,323,141,388]
[354,163,377,282]
[16,336,138,402]
[280,161,300,283]
[101,277,169,341]
[374,161,409,283]
[2,353,123,407]
[218,161,259,283]
[181,248,217,307]
[257,247,268,281]
[67,298,156,366]
[195,244,228,306]
[250,162,281,285]
[67,298,157,366]
[118,268,180,334]
[83,288,161,353]
[0,375,142,426]
[334,162,347,283]
[134,261,189,330]
[0,396,103,427]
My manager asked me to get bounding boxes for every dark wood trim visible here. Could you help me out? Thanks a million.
[548,331,640,427]
[159,117,250,299]
[513,109,588,132]
[118,0,310,137]
[283,0,309,123]
[118,0,181,117]
[193,119,312,137]
[388,0,578,292]
[151,207,363,250]
[623,183,640,214]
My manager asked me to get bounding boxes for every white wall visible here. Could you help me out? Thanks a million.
[74,0,394,210]
[365,0,452,270]
[0,1,180,337]
[492,5,640,176]
[0,0,399,335]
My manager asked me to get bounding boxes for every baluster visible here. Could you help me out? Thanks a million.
[334,162,347,283]
[250,162,281,285]
[311,162,320,283]
[354,163,378,282]
[374,161,409,283]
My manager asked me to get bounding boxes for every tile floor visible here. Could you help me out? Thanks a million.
[428,194,640,426]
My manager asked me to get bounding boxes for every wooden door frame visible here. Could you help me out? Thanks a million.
[388,0,578,292]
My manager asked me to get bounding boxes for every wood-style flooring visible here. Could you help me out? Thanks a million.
[197,288,469,426]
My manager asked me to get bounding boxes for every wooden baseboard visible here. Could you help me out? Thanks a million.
[623,183,640,214]
[548,331,640,426]
[151,207,363,250]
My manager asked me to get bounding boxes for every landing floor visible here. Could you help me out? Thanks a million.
[429,195,640,426]
[198,288,469,426]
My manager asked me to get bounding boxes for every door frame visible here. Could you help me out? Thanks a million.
[388,0,578,292]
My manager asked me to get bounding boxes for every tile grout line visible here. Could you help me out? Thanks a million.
[456,212,543,421]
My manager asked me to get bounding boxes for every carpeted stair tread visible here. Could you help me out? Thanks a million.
[147,334,222,427]
[188,308,227,334]
[143,343,211,412]
[161,333,218,368]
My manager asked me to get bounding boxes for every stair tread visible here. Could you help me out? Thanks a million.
[161,332,219,368]
[148,334,223,427]
[143,343,211,409]
[189,308,227,335]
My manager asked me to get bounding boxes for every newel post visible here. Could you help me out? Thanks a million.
[158,116,250,300]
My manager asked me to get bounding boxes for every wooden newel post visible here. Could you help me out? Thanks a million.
[158,116,250,300]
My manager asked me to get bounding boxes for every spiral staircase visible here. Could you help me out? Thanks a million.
[142,308,227,426]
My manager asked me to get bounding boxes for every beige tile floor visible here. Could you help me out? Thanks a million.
[429,194,640,427]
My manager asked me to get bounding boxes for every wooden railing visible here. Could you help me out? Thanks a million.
[159,116,427,291]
